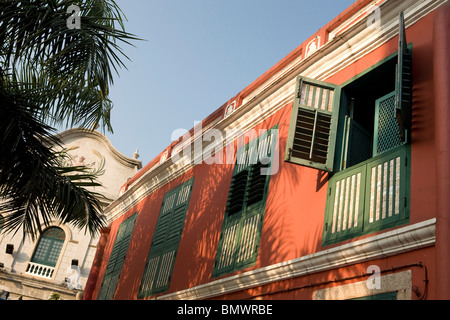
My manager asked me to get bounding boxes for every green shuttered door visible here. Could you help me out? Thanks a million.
[138,178,194,298]
[323,145,409,245]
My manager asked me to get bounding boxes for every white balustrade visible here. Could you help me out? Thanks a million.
[25,262,55,280]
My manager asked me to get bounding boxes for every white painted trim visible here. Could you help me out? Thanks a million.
[328,0,385,41]
[157,219,435,300]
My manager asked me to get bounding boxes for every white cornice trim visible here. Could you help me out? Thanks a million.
[157,219,436,300]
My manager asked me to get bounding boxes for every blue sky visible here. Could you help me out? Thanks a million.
[105,0,357,166]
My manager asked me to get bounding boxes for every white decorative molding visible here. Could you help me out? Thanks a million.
[305,36,321,58]
[224,101,236,118]
[55,128,142,170]
[107,154,193,222]
[157,219,435,300]
[159,150,169,165]
[328,0,385,40]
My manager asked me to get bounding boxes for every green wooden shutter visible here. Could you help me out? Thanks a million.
[323,145,410,245]
[212,127,277,277]
[213,164,269,276]
[285,77,341,172]
[395,11,413,142]
[323,164,366,244]
[138,178,194,298]
[97,212,138,300]
[364,146,409,233]
[373,92,404,156]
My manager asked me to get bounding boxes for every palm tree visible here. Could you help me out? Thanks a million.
[0,0,140,239]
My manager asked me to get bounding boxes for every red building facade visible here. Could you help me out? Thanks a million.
[84,0,450,300]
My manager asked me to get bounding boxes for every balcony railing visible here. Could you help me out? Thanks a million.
[323,145,410,245]
[25,262,55,280]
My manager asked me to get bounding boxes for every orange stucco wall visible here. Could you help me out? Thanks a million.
[89,8,440,300]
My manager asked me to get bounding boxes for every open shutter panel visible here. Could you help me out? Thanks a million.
[285,77,340,172]
[138,178,194,298]
[395,11,412,142]
[373,92,404,156]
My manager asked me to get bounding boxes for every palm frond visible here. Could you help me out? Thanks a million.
[0,0,142,132]
[0,73,107,239]
[0,0,140,238]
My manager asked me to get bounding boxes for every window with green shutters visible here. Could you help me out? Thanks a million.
[286,12,412,174]
[284,77,341,172]
[97,212,138,300]
[212,127,277,278]
[30,227,65,267]
[284,13,414,246]
[321,12,412,245]
[138,178,194,298]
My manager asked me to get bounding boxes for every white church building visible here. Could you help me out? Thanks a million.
[0,128,141,300]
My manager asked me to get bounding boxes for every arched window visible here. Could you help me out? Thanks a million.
[31,227,65,267]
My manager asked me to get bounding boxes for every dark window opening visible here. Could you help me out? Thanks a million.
[339,56,397,169]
